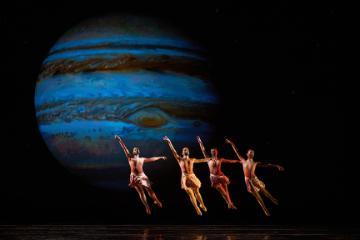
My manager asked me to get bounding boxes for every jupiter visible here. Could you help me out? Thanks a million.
[35,15,219,190]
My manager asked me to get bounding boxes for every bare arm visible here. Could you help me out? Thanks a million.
[225,138,245,163]
[221,158,240,164]
[196,136,209,158]
[193,158,209,163]
[257,162,285,171]
[143,156,167,163]
[115,135,131,159]
[163,136,180,161]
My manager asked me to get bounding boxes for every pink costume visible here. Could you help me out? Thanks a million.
[129,172,151,188]
[210,173,230,187]
[246,176,265,192]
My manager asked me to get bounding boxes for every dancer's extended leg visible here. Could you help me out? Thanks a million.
[185,187,202,216]
[144,186,163,208]
[221,183,236,209]
[194,188,207,212]
[261,187,279,205]
[134,185,151,215]
[250,182,270,216]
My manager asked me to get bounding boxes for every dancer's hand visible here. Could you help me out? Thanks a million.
[225,138,233,145]
[115,135,121,141]
[161,156,167,160]
[163,136,170,142]
[278,166,285,171]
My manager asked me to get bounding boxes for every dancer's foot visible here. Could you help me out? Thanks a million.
[199,204,207,212]
[228,203,237,210]
[263,208,271,217]
[154,200,163,208]
[195,206,202,216]
[145,207,151,215]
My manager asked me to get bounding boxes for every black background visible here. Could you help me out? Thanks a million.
[1,2,348,225]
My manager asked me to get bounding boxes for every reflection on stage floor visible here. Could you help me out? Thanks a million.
[0,225,356,239]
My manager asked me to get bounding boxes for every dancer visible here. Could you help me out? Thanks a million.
[197,136,239,209]
[163,136,208,216]
[115,135,166,215]
[225,138,284,216]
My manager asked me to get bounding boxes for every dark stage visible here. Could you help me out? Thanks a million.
[1,1,351,239]
[0,225,357,240]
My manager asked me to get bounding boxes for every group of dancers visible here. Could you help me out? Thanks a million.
[115,135,284,216]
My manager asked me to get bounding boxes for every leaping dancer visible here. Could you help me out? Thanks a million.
[115,135,166,215]
[163,136,208,216]
[197,136,239,209]
[225,138,284,216]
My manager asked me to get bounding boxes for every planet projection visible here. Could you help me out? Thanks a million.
[35,16,219,189]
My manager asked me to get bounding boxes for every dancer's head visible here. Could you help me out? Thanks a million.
[132,147,140,156]
[247,149,254,159]
[182,147,190,157]
[210,148,219,158]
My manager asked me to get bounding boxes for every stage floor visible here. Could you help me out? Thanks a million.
[0,225,357,239]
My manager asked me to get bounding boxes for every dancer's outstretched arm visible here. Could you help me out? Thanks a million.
[225,138,245,163]
[115,135,131,159]
[143,156,167,163]
[257,162,284,171]
[193,158,208,163]
[196,136,209,159]
[163,136,180,161]
[221,158,240,163]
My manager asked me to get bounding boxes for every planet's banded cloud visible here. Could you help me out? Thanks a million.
[35,16,219,190]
